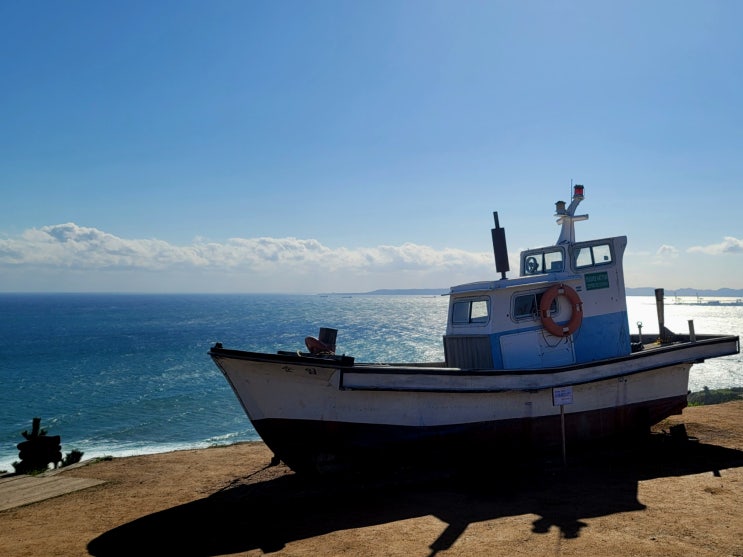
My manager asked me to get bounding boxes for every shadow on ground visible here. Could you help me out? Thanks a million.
[87,434,743,557]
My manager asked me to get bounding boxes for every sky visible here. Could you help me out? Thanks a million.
[1,0,742,294]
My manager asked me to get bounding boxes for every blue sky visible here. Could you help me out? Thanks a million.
[1,1,741,293]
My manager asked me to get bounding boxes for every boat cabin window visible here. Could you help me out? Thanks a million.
[523,248,564,275]
[513,292,558,320]
[574,242,613,269]
[451,298,490,325]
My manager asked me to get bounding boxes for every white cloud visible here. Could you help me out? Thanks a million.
[1,224,740,292]
[0,223,495,292]
[1,223,199,270]
[656,244,679,257]
[688,237,743,255]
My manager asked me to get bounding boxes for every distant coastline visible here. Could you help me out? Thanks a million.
[1,288,741,297]
[319,289,449,296]
[626,287,743,297]
[320,287,743,297]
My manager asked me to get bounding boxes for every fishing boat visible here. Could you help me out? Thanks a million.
[209,185,740,475]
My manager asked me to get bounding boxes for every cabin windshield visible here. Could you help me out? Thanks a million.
[451,298,490,325]
[523,248,565,275]
[573,242,613,268]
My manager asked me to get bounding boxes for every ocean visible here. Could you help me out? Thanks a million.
[1,293,741,473]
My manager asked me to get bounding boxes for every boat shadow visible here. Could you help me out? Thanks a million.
[87,434,743,556]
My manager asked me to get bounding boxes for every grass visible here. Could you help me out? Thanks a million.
[688,387,743,406]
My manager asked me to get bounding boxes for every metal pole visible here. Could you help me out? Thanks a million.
[561,404,567,466]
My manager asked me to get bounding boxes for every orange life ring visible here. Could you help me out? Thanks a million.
[539,283,583,337]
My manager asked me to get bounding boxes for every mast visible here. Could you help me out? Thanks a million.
[554,184,589,244]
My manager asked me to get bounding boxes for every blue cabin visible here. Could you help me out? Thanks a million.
[443,185,631,370]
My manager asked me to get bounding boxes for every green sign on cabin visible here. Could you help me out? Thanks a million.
[585,271,609,290]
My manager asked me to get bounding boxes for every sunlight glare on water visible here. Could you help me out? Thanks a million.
[626,296,743,392]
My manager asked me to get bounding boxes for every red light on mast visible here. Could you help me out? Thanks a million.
[574,184,584,197]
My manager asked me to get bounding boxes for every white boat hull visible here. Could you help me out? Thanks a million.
[209,335,738,474]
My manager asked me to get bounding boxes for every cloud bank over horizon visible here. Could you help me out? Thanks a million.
[688,237,743,255]
[0,223,494,293]
[0,223,740,293]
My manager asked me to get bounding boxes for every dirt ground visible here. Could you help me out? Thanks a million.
[1,400,742,557]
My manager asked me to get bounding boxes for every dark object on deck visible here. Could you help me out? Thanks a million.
[13,418,62,474]
[305,327,338,355]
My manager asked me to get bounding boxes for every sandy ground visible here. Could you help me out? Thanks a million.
[1,400,742,557]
